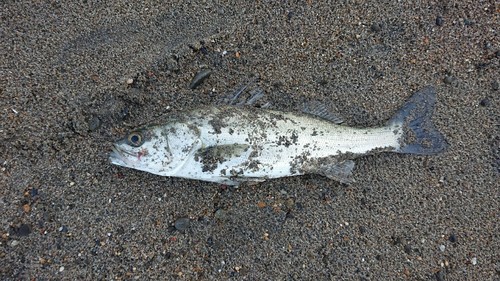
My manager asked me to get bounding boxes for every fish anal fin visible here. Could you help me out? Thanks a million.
[318,160,355,184]
[302,101,344,124]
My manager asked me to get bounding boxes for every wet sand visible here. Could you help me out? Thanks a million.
[1,1,498,280]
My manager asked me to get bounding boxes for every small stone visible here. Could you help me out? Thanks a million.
[479,98,490,107]
[164,57,179,72]
[263,232,270,240]
[439,245,445,252]
[189,69,212,89]
[214,209,227,220]
[443,75,455,84]
[359,226,367,234]
[29,188,39,197]
[88,116,101,131]
[58,226,68,233]
[16,224,31,237]
[403,268,410,277]
[59,266,64,272]
[39,257,49,265]
[404,244,412,254]
[126,78,134,85]
[435,269,446,281]
[189,41,202,51]
[174,217,190,231]
[10,240,20,247]
[491,80,499,90]
[471,257,477,265]
[371,22,382,32]
[22,204,31,213]
[167,225,176,233]
[436,16,444,26]
[206,236,214,247]
[448,234,457,243]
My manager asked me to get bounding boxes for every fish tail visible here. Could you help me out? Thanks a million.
[388,86,448,155]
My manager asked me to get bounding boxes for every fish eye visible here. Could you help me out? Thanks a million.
[127,132,143,147]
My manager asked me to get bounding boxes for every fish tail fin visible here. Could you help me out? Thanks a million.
[388,86,448,155]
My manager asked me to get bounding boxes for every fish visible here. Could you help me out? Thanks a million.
[110,86,447,185]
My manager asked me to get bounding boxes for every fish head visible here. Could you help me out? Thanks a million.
[109,123,201,176]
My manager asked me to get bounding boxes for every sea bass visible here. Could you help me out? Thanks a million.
[110,86,447,185]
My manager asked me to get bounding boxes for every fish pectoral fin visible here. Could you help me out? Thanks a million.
[317,160,355,184]
[196,144,250,160]
[302,101,344,124]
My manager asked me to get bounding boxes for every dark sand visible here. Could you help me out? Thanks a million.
[1,1,498,280]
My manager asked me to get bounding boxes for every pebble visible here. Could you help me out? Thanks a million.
[479,98,490,107]
[16,224,31,237]
[471,257,477,265]
[163,57,179,72]
[174,217,190,231]
[435,269,446,281]
[189,69,212,89]
[359,226,367,234]
[448,234,457,243]
[439,245,445,252]
[88,116,101,131]
[29,188,39,197]
[463,19,473,26]
[404,244,412,254]
[22,204,31,213]
[436,16,444,26]
[214,209,227,220]
[206,236,214,247]
[58,226,68,233]
[59,266,65,272]
[370,22,382,32]
[10,240,20,247]
[491,80,499,90]
[443,75,455,85]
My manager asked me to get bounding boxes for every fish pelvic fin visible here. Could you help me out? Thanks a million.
[318,160,356,184]
[389,86,448,155]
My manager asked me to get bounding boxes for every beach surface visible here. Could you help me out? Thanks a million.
[1,1,498,280]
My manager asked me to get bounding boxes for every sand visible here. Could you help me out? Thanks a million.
[1,1,498,280]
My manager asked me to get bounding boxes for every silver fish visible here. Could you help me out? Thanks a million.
[110,86,447,185]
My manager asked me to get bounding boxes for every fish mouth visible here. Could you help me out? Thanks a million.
[109,144,133,166]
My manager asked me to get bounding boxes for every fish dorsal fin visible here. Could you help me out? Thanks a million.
[218,79,271,108]
[302,102,344,124]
